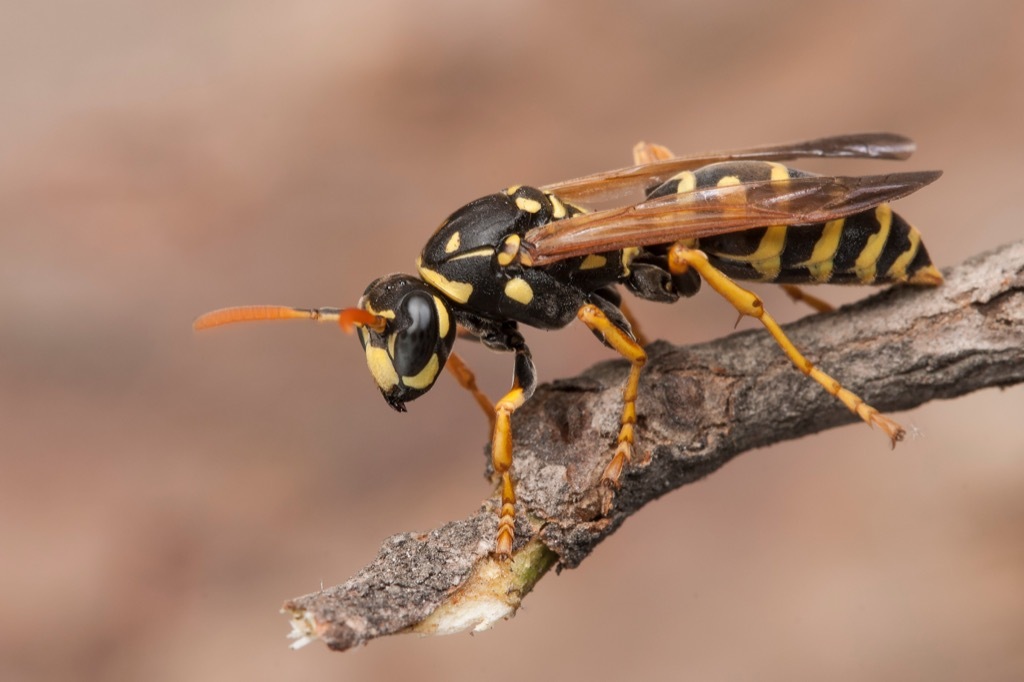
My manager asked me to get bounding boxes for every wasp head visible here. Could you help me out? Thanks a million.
[354,274,456,411]
[193,275,456,412]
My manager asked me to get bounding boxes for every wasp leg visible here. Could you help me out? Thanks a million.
[616,298,650,347]
[667,245,905,445]
[445,351,495,433]
[592,285,650,347]
[453,313,540,556]
[491,345,537,557]
[577,300,648,512]
[780,284,835,314]
[633,141,676,164]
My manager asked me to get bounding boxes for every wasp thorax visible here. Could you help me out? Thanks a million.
[355,274,456,411]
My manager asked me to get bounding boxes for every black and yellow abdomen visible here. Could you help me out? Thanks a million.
[649,161,942,287]
[700,206,940,285]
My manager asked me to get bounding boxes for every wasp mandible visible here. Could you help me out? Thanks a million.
[195,133,942,557]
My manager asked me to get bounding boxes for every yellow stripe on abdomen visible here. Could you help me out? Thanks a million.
[855,204,892,283]
[886,223,922,282]
[799,218,845,283]
[710,225,788,280]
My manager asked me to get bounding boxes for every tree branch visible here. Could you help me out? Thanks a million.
[282,240,1024,652]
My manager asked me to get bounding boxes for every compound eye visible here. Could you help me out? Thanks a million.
[391,291,439,376]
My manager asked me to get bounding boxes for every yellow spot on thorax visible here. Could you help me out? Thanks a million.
[579,254,607,270]
[504,277,534,305]
[444,231,461,253]
[515,196,542,214]
[547,193,567,219]
[620,247,640,275]
[447,247,494,262]
[497,234,521,267]
[417,257,474,303]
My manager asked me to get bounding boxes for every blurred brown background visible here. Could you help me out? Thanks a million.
[2,1,1022,680]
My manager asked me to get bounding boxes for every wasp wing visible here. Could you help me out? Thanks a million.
[523,170,941,266]
[541,133,916,207]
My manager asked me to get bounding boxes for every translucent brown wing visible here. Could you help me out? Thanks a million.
[523,171,941,267]
[541,133,916,207]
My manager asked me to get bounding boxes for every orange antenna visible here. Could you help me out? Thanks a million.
[337,307,387,333]
[193,305,385,334]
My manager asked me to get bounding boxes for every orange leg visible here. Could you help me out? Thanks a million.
[668,244,904,445]
[491,381,527,558]
[445,352,496,433]
[481,341,536,558]
[780,284,835,314]
[633,141,677,164]
[616,298,650,347]
[577,303,648,513]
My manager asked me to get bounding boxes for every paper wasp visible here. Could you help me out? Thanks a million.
[195,133,942,557]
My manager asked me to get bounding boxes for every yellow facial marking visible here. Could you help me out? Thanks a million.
[417,261,474,303]
[580,254,607,270]
[800,218,845,282]
[364,302,396,320]
[433,296,450,337]
[855,204,893,283]
[504,277,534,305]
[365,346,398,391]
[515,196,543,214]
[444,231,461,253]
[402,353,439,390]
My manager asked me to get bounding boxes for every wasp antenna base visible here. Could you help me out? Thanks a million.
[337,307,386,333]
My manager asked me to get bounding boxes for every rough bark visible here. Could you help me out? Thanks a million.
[282,240,1024,652]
